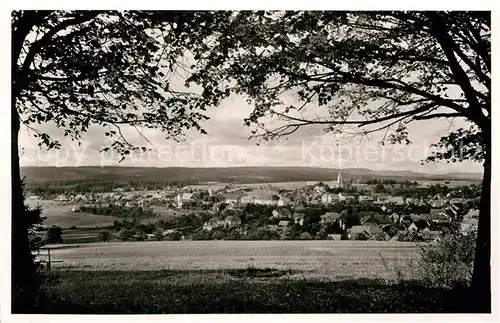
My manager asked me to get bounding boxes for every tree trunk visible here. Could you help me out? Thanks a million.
[12,101,36,312]
[470,134,491,313]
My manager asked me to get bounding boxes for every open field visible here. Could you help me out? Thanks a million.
[26,200,122,229]
[60,228,116,244]
[38,240,473,314]
[26,199,181,229]
[43,240,421,281]
[39,269,470,313]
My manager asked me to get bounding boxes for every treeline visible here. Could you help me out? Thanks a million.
[26,179,195,195]
[79,204,156,218]
[365,179,419,187]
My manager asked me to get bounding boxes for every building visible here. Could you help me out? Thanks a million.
[278,220,291,227]
[431,199,447,208]
[239,195,254,205]
[408,220,431,233]
[250,191,280,206]
[358,195,374,203]
[360,213,392,226]
[224,215,242,228]
[73,194,88,202]
[152,192,163,200]
[460,209,479,235]
[203,218,225,231]
[320,212,341,224]
[175,192,193,208]
[277,197,292,207]
[429,209,451,223]
[271,208,291,219]
[292,213,305,226]
[224,192,244,205]
[336,171,344,188]
[421,230,442,242]
[327,234,342,241]
[348,225,383,240]
[390,196,405,206]
[54,194,69,202]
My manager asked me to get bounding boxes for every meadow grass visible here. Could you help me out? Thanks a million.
[31,240,477,313]
[46,240,421,281]
[38,268,471,313]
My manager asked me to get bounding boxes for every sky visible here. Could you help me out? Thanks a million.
[15,11,485,175]
[19,92,484,174]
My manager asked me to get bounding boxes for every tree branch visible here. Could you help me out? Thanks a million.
[413,112,463,121]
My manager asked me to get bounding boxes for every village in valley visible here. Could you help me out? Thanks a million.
[27,170,482,245]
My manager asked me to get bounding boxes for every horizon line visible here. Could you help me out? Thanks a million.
[20,164,483,176]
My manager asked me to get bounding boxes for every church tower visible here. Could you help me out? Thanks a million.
[337,171,344,188]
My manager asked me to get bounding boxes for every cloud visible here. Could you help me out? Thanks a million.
[18,95,483,174]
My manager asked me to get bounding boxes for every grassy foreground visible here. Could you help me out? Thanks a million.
[36,268,472,313]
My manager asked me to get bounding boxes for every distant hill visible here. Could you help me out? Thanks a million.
[20,166,483,184]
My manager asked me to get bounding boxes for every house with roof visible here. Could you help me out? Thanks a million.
[428,209,451,223]
[152,191,163,200]
[358,195,374,203]
[412,199,425,207]
[175,192,194,208]
[442,204,460,219]
[321,193,339,204]
[266,224,279,231]
[203,218,226,231]
[464,208,480,219]
[292,213,305,226]
[73,194,88,203]
[390,196,405,206]
[320,212,341,223]
[410,213,432,222]
[390,212,400,223]
[314,184,328,194]
[421,230,442,242]
[224,215,242,228]
[278,220,291,227]
[239,195,253,205]
[449,197,463,205]
[373,194,390,205]
[348,225,383,240]
[460,209,479,235]
[408,219,431,233]
[360,213,392,226]
[405,197,416,205]
[54,194,69,202]
[431,199,447,208]
[271,208,291,219]
[399,215,413,226]
[327,234,342,241]
[390,230,407,241]
[461,217,478,235]
[308,199,321,206]
[294,204,306,212]
[277,197,292,207]
[224,192,243,205]
[344,195,356,202]
[320,212,346,230]
[249,191,280,206]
